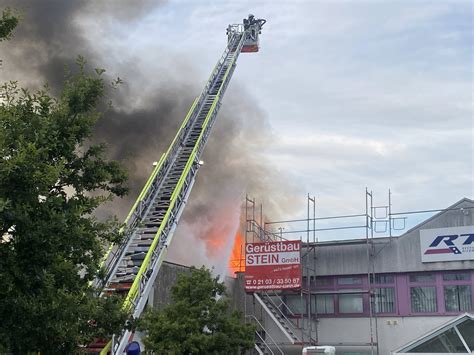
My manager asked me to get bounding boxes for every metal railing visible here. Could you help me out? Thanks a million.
[246,315,284,355]
[261,291,317,344]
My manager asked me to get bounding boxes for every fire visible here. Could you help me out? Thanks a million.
[228,230,245,275]
[192,201,246,276]
[206,236,226,251]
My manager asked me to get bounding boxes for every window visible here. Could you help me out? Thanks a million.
[409,274,435,282]
[411,286,437,313]
[285,295,306,314]
[370,274,394,284]
[314,295,334,314]
[444,285,472,312]
[338,276,362,285]
[373,287,395,313]
[316,277,333,287]
[410,327,468,353]
[443,273,471,281]
[457,319,474,351]
[339,293,364,313]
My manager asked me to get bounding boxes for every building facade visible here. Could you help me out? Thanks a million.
[238,198,474,354]
[153,198,474,354]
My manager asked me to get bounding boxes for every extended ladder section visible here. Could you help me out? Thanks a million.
[92,17,265,354]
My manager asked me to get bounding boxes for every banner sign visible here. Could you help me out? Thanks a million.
[244,240,302,291]
[420,226,474,263]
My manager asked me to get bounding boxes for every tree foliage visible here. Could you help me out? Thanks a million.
[0,7,19,68]
[139,266,255,355]
[0,56,129,353]
[0,7,18,41]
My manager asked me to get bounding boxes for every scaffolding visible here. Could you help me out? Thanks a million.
[243,191,381,352]
[240,190,443,353]
[234,191,474,354]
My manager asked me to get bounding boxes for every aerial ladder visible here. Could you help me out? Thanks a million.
[91,15,266,354]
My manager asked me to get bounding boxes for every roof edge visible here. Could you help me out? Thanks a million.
[399,197,474,238]
[392,312,474,353]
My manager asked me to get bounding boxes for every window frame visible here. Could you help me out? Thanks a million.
[442,272,471,282]
[282,271,474,319]
[314,276,334,289]
[338,291,365,314]
[313,294,335,315]
[409,273,436,283]
[283,294,307,316]
[444,285,473,312]
[410,285,438,313]
[337,276,363,286]
[371,274,397,315]
[441,271,473,314]
[372,287,397,314]
[408,273,438,315]
[370,274,395,285]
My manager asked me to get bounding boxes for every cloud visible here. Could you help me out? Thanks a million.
[0,0,302,271]
[1,0,471,248]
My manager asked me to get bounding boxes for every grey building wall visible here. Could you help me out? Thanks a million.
[235,198,474,354]
[152,262,239,311]
[304,198,474,276]
[150,199,474,354]
[227,272,249,313]
[151,261,190,309]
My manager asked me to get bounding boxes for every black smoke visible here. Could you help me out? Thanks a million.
[0,0,302,272]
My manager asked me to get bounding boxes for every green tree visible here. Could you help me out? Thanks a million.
[0,56,130,353]
[139,266,255,355]
[0,7,19,67]
[0,7,18,41]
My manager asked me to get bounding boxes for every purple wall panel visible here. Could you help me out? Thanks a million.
[435,273,445,314]
[396,274,409,315]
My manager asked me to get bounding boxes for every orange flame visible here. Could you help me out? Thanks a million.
[228,230,245,276]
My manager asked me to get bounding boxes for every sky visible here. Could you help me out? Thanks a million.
[99,1,472,203]
[1,0,472,267]
[92,0,472,229]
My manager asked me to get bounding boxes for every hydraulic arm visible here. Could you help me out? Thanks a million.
[93,16,265,354]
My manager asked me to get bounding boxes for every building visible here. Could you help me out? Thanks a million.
[236,197,474,354]
[151,198,474,354]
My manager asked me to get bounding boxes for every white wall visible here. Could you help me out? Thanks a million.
[317,316,456,354]
[261,315,460,354]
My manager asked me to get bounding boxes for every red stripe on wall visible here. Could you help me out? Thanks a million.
[424,249,452,254]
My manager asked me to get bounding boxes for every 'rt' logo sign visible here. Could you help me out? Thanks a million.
[424,234,474,255]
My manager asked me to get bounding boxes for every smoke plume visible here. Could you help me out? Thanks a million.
[0,0,302,274]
